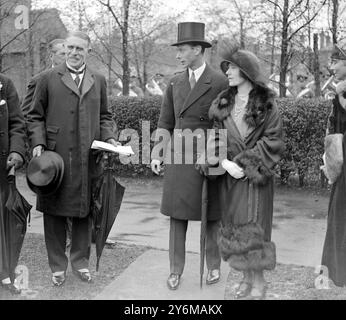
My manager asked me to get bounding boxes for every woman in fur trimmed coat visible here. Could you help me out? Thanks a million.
[200,49,285,299]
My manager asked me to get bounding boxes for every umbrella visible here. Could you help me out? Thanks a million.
[91,153,125,271]
[4,167,32,281]
[200,176,208,288]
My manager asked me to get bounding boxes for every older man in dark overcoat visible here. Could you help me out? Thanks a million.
[0,73,26,294]
[25,31,117,286]
[151,22,228,290]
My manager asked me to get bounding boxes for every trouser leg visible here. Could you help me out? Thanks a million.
[206,220,221,270]
[43,214,68,273]
[70,215,92,271]
[169,217,188,275]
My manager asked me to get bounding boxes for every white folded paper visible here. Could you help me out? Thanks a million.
[91,140,134,156]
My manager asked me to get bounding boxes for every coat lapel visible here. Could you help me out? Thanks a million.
[80,67,95,100]
[58,63,95,99]
[179,65,212,116]
[176,71,191,108]
[59,63,80,97]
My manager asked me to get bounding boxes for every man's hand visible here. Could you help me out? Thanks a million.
[106,138,121,147]
[221,159,245,179]
[6,152,24,170]
[33,145,44,158]
[151,159,162,175]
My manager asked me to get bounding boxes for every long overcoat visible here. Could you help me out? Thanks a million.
[0,74,26,276]
[208,86,285,270]
[152,64,228,221]
[25,63,115,218]
[321,96,346,286]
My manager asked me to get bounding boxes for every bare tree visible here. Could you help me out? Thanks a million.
[265,0,327,97]
[98,0,131,96]
[0,0,44,72]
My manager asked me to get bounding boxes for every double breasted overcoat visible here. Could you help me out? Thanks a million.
[152,64,228,221]
[25,63,116,218]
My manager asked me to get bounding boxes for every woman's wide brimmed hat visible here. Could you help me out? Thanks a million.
[220,48,267,86]
[171,22,212,48]
[26,151,64,196]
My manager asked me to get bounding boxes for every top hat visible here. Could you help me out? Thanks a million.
[171,22,212,48]
[220,48,267,87]
[26,151,64,196]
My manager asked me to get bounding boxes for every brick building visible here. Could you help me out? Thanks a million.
[0,0,67,99]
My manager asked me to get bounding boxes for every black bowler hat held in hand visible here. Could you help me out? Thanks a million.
[171,22,212,48]
[26,151,64,196]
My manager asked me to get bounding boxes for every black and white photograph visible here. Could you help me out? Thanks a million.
[0,0,346,306]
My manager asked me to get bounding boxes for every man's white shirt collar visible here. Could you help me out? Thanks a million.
[66,62,86,87]
[188,62,206,83]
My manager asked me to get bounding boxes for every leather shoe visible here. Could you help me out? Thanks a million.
[73,269,92,283]
[52,272,66,287]
[167,273,181,290]
[1,282,21,294]
[206,269,220,285]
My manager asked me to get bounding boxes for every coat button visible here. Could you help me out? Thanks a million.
[200,116,205,121]
[197,134,202,139]
[0,131,4,136]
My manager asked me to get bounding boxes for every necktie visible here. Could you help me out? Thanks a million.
[189,71,196,90]
[67,66,85,89]
[74,73,81,88]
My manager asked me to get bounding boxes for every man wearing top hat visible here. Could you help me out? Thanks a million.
[24,31,117,286]
[151,22,228,290]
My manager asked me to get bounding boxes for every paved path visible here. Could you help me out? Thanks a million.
[17,174,329,300]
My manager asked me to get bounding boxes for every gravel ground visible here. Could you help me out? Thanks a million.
[0,233,149,300]
[224,263,346,300]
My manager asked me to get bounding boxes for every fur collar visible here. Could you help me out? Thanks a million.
[209,85,276,127]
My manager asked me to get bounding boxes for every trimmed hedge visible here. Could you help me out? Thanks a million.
[110,96,333,186]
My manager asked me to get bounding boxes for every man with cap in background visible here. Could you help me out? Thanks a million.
[25,31,117,286]
[151,22,228,290]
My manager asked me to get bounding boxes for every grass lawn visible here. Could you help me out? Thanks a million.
[0,233,149,300]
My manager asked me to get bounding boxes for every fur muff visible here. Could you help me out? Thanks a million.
[233,150,273,185]
[218,222,265,260]
[208,85,276,128]
[227,241,276,271]
[322,134,344,184]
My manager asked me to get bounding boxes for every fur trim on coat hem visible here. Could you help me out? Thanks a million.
[233,150,273,185]
[227,242,276,271]
[218,222,265,259]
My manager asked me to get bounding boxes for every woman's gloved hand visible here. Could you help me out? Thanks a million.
[221,159,245,179]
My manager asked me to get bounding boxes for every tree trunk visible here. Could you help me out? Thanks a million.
[240,16,245,49]
[122,0,130,96]
[279,0,289,97]
[313,33,321,97]
[332,0,338,44]
[270,0,278,75]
